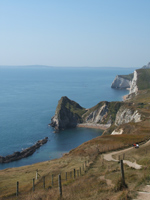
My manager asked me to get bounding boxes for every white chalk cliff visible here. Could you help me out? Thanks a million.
[115,106,141,126]
[111,75,131,89]
[129,70,138,94]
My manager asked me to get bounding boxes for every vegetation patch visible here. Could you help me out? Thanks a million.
[119,73,133,81]
[137,68,150,90]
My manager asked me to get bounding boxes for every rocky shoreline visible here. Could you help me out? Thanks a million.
[0,137,48,163]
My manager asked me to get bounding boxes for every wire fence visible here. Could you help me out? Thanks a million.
[15,160,90,197]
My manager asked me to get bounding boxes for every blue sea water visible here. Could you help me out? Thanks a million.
[0,66,135,170]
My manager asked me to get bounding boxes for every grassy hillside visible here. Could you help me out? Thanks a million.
[56,96,87,117]
[119,73,133,81]
[137,68,150,90]
[0,133,150,200]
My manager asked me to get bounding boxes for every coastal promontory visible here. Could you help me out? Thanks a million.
[50,96,142,135]
[111,74,133,89]
[51,64,150,136]
[50,96,86,130]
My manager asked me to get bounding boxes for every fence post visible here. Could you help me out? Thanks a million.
[74,169,76,179]
[120,160,125,185]
[65,172,67,181]
[80,167,81,176]
[43,176,45,189]
[33,178,35,191]
[16,181,19,196]
[36,169,38,180]
[51,174,53,186]
[58,174,62,197]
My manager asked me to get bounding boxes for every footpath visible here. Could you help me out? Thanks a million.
[103,141,150,200]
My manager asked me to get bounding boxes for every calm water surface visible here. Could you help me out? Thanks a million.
[0,66,135,169]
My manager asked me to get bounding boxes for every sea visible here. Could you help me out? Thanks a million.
[0,66,135,170]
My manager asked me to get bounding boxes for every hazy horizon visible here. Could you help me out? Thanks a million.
[1,0,150,68]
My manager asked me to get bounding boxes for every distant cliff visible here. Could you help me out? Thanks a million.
[142,62,150,69]
[111,74,133,89]
[112,63,150,95]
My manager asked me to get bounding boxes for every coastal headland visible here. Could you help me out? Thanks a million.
[2,63,150,199]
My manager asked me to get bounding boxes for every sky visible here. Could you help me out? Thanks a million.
[0,0,150,68]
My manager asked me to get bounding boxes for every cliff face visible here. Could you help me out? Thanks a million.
[129,70,138,94]
[82,101,122,126]
[51,65,150,132]
[111,75,132,89]
[112,63,150,95]
[115,106,141,126]
[50,96,86,130]
[51,96,143,137]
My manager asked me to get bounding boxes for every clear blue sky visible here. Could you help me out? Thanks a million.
[0,0,150,68]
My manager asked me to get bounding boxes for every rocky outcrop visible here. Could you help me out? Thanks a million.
[115,106,141,126]
[51,98,124,131]
[111,75,132,89]
[50,96,86,130]
[0,137,48,163]
[111,128,123,135]
[84,103,109,123]
[51,96,143,137]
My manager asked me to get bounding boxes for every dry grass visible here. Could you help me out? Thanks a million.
[1,132,150,200]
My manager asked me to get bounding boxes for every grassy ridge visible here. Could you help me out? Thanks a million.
[137,68,150,90]
[56,96,86,117]
[119,73,133,81]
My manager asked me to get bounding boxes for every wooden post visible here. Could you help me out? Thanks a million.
[43,176,45,189]
[80,167,81,176]
[120,160,125,185]
[16,181,19,196]
[74,169,76,179]
[51,174,53,186]
[65,172,67,181]
[36,169,38,180]
[58,174,62,197]
[33,178,35,191]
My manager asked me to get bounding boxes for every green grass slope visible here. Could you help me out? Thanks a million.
[137,68,150,90]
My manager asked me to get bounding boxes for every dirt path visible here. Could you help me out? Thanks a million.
[103,147,142,169]
[103,139,150,169]
[103,140,150,199]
